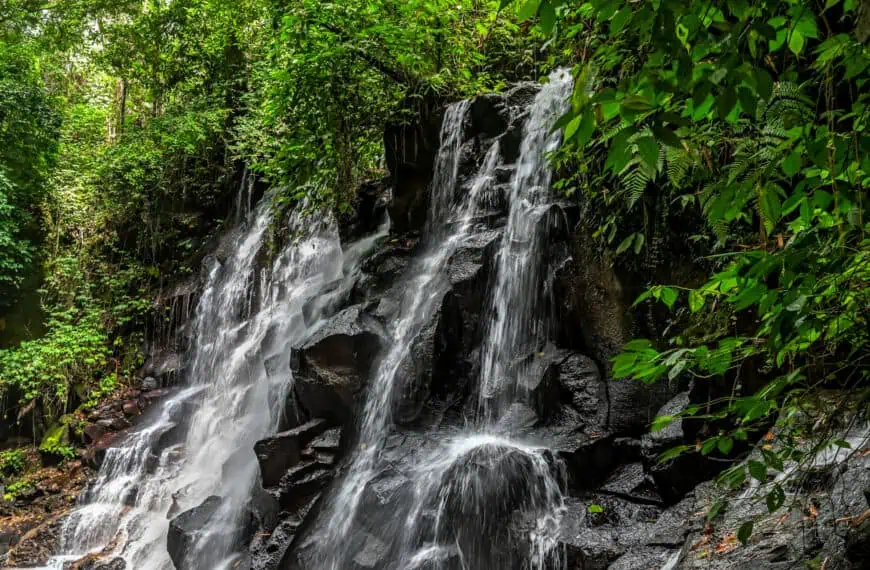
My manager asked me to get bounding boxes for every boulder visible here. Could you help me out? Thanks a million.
[351,532,388,570]
[274,461,334,511]
[139,351,183,386]
[384,96,445,232]
[294,306,384,424]
[82,423,108,445]
[254,419,330,488]
[167,495,224,570]
[469,93,509,140]
[339,179,390,241]
[642,392,727,505]
[83,430,127,470]
[136,376,159,391]
[4,513,67,568]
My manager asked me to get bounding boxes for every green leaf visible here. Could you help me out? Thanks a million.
[760,186,782,232]
[610,6,631,35]
[717,87,738,120]
[717,436,734,455]
[636,136,659,171]
[761,449,784,471]
[588,504,604,513]
[781,150,802,176]
[616,233,636,254]
[749,460,767,482]
[517,0,542,20]
[795,14,819,38]
[755,68,774,99]
[651,415,674,432]
[708,499,728,521]
[788,30,805,55]
[737,521,754,545]
[620,94,655,113]
[633,232,645,254]
[657,286,679,309]
[538,1,557,33]
[653,124,682,148]
[766,484,786,513]
[688,290,704,313]
[575,110,596,145]
[564,114,584,141]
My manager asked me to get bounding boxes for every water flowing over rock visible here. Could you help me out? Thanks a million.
[17,71,868,570]
[24,191,387,570]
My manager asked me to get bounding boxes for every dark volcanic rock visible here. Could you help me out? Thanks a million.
[384,97,445,233]
[254,419,329,488]
[470,93,509,139]
[4,513,68,568]
[167,495,224,570]
[294,306,384,424]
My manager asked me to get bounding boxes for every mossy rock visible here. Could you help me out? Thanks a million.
[38,422,71,464]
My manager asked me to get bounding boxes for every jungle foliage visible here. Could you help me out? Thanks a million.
[1,0,867,537]
[0,1,537,455]
[509,0,870,532]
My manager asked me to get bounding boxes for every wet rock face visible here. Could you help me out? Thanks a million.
[293,305,385,425]
[254,419,329,487]
[3,513,68,568]
[167,495,226,570]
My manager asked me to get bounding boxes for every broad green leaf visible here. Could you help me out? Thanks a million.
[717,436,734,455]
[651,415,674,432]
[610,6,631,35]
[517,0,542,21]
[781,150,802,176]
[633,232,645,254]
[707,499,728,521]
[788,30,805,55]
[717,87,737,120]
[636,136,659,172]
[766,484,785,512]
[653,124,682,148]
[688,290,704,312]
[620,94,655,114]
[616,233,636,254]
[737,521,754,545]
[588,504,604,513]
[657,286,679,309]
[539,1,557,33]
[748,460,767,482]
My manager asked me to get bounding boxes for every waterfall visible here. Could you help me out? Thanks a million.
[310,101,504,569]
[305,69,573,570]
[478,69,573,419]
[28,194,387,570]
[25,69,574,570]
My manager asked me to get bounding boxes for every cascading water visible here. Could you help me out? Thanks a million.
[23,69,573,570]
[310,101,504,569]
[26,194,386,570]
[478,70,574,419]
[305,69,574,570]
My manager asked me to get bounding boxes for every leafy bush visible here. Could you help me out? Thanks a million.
[0,449,27,477]
[511,0,870,539]
[3,478,34,501]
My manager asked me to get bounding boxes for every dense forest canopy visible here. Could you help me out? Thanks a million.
[0,0,868,536]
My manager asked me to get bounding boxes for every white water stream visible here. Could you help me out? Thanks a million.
[28,69,573,570]
[28,196,386,570]
[308,69,574,570]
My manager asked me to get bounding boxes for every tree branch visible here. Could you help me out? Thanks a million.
[315,21,412,84]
